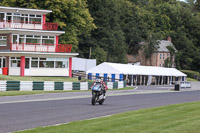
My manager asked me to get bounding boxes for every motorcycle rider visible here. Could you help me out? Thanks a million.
[92,78,108,98]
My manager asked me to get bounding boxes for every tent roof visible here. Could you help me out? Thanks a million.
[86,62,186,77]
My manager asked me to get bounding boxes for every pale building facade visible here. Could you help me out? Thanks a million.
[0,6,78,76]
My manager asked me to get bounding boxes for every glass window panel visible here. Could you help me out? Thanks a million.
[36,15,41,17]
[34,35,41,38]
[30,14,35,17]
[39,61,54,68]
[32,57,38,60]
[0,13,5,21]
[40,58,46,60]
[31,61,38,68]
[22,14,28,16]
[7,13,12,15]
[49,36,54,39]
[19,35,25,37]
[0,58,1,68]
[3,36,6,39]
[13,16,21,22]
[11,57,15,59]
[30,18,41,24]
[13,35,18,43]
[42,39,54,44]
[3,58,5,67]
[42,36,48,38]
[55,61,67,68]
[0,40,6,46]
[19,38,25,44]
[11,60,20,67]
[26,35,33,38]
[6,16,11,21]
[26,38,40,44]
[17,57,20,60]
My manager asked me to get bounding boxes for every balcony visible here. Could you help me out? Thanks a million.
[0,20,58,31]
[10,43,72,53]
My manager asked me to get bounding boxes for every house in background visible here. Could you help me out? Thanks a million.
[127,37,177,67]
[0,6,78,76]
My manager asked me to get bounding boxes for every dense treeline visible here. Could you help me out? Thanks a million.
[0,0,200,71]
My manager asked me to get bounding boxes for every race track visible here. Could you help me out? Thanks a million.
[0,87,199,133]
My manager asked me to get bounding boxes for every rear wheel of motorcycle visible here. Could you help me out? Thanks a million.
[91,94,96,105]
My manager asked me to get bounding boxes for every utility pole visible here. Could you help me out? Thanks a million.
[89,47,92,59]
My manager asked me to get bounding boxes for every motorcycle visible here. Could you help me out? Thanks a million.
[91,83,106,105]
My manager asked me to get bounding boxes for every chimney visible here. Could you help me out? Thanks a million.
[167,36,172,42]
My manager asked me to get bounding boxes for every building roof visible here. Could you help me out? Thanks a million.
[0,52,78,58]
[86,62,186,77]
[0,29,65,36]
[157,40,177,52]
[0,6,52,15]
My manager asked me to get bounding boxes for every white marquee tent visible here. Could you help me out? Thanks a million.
[86,62,186,76]
[86,62,187,86]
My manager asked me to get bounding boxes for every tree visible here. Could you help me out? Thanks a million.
[166,45,176,67]
[143,34,160,66]
[79,0,128,63]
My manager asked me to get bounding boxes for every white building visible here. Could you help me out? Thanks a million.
[0,6,78,76]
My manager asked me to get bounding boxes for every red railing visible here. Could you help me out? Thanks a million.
[10,43,71,53]
[56,44,72,53]
[43,22,58,31]
[0,20,58,31]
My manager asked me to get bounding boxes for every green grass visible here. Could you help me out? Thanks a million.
[16,101,200,133]
[0,87,133,97]
[187,77,198,81]
[0,90,88,97]
[0,75,79,82]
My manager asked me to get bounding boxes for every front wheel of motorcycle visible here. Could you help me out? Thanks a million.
[91,94,96,105]
[99,99,104,105]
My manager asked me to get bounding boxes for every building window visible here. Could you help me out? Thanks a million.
[2,12,42,24]
[160,53,162,59]
[0,36,7,46]
[31,57,39,68]
[0,57,6,68]
[10,57,21,67]
[163,53,165,59]
[167,53,169,57]
[30,57,69,68]
[12,34,55,45]
[55,61,68,68]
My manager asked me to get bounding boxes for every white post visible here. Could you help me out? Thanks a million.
[131,75,133,87]
[136,75,138,86]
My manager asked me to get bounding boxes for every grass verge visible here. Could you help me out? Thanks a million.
[0,75,79,82]
[0,87,134,97]
[15,101,200,133]
[187,77,198,81]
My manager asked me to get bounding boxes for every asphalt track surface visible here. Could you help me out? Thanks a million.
[0,86,200,133]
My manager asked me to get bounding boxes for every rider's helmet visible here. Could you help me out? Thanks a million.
[95,79,101,83]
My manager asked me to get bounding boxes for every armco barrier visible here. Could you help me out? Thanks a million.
[55,82,64,90]
[64,82,73,90]
[113,82,118,89]
[44,81,54,91]
[33,81,44,90]
[20,81,33,91]
[7,81,20,91]
[0,81,126,91]
[72,82,80,90]
[0,81,6,91]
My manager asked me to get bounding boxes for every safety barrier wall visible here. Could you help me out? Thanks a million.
[0,81,126,91]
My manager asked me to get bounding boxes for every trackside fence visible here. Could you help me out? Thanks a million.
[0,81,126,91]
